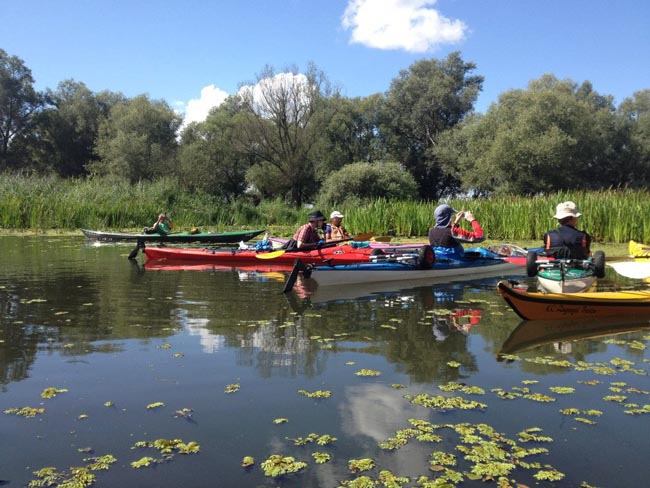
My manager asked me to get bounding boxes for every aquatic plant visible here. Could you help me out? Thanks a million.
[355,369,381,376]
[40,387,68,399]
[312,452,331,464]
[348,458,375,473]
[4,407,45,418]
[260,454,307,477]
[297,389,332,398]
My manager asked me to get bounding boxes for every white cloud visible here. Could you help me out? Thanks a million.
[181,84,229,127]
[342,0,467,53]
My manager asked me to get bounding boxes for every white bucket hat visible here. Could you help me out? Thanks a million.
[553,201,582,219]
[330,211,344,219]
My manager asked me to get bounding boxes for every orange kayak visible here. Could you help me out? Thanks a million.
[497,280,650,320]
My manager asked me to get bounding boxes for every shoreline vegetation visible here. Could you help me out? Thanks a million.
[0,175,642,252]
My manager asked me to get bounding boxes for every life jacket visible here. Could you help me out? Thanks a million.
[328,224,347,240]
[428,227,465,257]
[544,225,590,259]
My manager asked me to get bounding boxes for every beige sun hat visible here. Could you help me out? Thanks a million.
[553,201,582,219]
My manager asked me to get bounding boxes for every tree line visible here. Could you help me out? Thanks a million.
[2,48,649,206]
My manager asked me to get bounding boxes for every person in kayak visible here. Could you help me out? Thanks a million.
[282,210,326,250]
[146,213,173,235]
[543,201,592,259]
[428,204,484,257]
[325,211,350,242]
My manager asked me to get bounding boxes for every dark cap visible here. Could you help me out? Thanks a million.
[308,210,326,222]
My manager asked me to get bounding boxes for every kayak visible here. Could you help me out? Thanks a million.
[284,248,521,290]
[525,250,605,294]
[143,242,436,267]
[629,240,650,258]
[608,261,650,280]
[497,280,650,320]
[498,316,650,358]
[81,228,266,244]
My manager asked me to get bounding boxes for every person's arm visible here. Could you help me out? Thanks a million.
[452,212,484,242]
[324,224,332,242]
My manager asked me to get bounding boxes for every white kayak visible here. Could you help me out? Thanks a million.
[608,261,650,280]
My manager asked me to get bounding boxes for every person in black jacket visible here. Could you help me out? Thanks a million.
[543,201,592,259]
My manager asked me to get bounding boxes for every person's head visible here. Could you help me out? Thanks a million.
[330,211,344,223]
[158,213,168,221]
[433,204,458,228]
[308,210,326,228]
[553,201,581,225]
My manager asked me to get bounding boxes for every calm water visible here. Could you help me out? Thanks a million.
[1,236,649,487]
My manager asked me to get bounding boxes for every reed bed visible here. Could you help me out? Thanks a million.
[1,174,649,243]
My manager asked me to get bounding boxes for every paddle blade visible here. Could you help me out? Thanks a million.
[608,261,650,279]
[283,259,305,293]
[256,250,286,260]
[353,232,374,241]
[371,235,392,242]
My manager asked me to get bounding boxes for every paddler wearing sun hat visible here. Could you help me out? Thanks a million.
[543,201,592,259]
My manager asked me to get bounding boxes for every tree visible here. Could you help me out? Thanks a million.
[238,64,336,205]
[34,80,124,177]
[318,161,418,205]
[0,49,43,169]
[177,97,253,200]
[311,93,386,180]
[619,90,650,182]
[435,74,630,194]
[90,95,181,182]
[381,52,483,199]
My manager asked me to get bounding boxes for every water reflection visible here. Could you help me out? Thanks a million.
[1,236,650,487]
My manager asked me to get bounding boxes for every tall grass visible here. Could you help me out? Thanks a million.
[1,174,649,243]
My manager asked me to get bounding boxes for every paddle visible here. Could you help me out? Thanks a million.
[283,259,308,293]
[256,232,374,260]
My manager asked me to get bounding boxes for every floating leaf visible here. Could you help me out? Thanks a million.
[549,386,575,395]
[355,369,381,377]
[534,467,565,481]
[312,452,331,464]
[348,458,375,473]
[146,402,165,409]
[131,457,157,468]
[298,389,331,398]
[225,383,240,393]
[273,418,288,424]
[241,456,255,467]
[41,387,68,399]
[260,454,307,477]
[446,361,461,368]
[4,406,45,417]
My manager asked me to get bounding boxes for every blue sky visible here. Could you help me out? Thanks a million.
[3,0,649,125]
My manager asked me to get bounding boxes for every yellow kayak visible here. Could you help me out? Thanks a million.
[497,280,650,320]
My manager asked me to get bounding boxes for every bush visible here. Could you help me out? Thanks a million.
[319,162,418,205]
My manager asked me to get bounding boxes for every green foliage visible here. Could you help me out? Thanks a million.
[319,161,418,205]
[0,48,43,170]
[177,99,252,200]
[91,95,181,182]
[436,74,633,194]
[381,52,483,199]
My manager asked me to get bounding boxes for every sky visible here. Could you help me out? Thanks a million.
[2,0,649,126]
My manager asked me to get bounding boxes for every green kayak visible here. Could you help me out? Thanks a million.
[81,228,265,244]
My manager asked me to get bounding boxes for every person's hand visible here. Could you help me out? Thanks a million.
[464,211,475,222]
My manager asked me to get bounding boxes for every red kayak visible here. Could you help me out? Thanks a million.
[143,243,399,266]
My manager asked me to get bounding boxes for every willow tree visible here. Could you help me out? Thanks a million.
[0,49,42,169]
[237,64,335,205]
